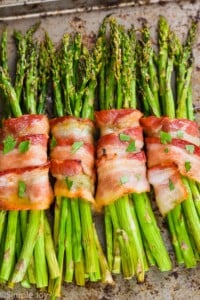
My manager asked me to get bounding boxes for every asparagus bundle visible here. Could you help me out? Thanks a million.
[95,16,171,281]
[139,16,200,267]
[46,31,113,298]
[0,25,59,292]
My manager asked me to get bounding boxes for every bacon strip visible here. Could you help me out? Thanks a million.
[95,109,143,136]
[141,116,200,146]
[96,152,150,207]
[97,127,143,159]
[50,116,95,203]
[50,116,95,144]
[0,135,48,171]
[50,140,94,177]
[0,163,53,210]
[3,114,49,137]
[146,137,200,183]
[148,164,188,216]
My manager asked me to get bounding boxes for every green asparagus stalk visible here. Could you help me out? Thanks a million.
[45,33,63,117]
[0,29,9,74]
[13,22,40,104]
[0,212,19,281]
[139,22,160,115]
[37,42,50,114]
[158,15,170,115]
[176,19,197,106]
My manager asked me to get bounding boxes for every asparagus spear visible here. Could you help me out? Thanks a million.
[158,15,170,115]
[37,41,51,114]
[137,22,161,116]
[13,22,40,104]
[176,19,197,110]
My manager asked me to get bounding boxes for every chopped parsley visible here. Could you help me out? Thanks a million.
[164,147,169,153]
[135,174,141,181]
[185,144,195,154]
[120,175,129,185]
[71,141,84,154]
[177,131,184,138]
[185,161,191,173]
[126,140,136,152]
[65,177,73,190]
[169,179,175,191]
[119,133,131,142]
[3,135,17,154]
[160,131,172,144]
[18,181,26,198]
[18,140,30,153]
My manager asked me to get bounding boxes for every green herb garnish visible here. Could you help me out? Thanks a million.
[119,133,131,142]
[169,179,175,191]
[126,140,136,152]
[3,135,17,154]
[65,177,73,190]
[185,161,191,172]
[135,174,141,181]
[18,140,30,153]
[160,131,172,144]
[164,147,169,153]
[120,175,129,185]
[18,181,26,198]
[185,144,195,154]
[177,130,184,138]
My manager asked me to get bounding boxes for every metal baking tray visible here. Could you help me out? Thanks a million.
[0,0,200,299]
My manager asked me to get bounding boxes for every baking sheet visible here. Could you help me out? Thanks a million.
[0,0,200,299]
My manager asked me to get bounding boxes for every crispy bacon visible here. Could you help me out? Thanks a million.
[0,135,48,171]
[0,163,53,210]
[95,109,143,136]
[50,140,94,177]
[141,116,200,146]
[95,151,150,207]
[3,115,49,137]
[50,116,95,144]
[148,164,188,216]
[97,127,143,159]
[51,160,83,177]
[146,137,200,183]
[95,109,149,208]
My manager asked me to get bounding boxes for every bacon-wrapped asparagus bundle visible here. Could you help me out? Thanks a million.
[138,16,200,267]
[95,17,171,281]
[0,26,59,292]
[47,31,113,297]
[50,116,95,203]
[0,115,53,211]
[141,116,200,216]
